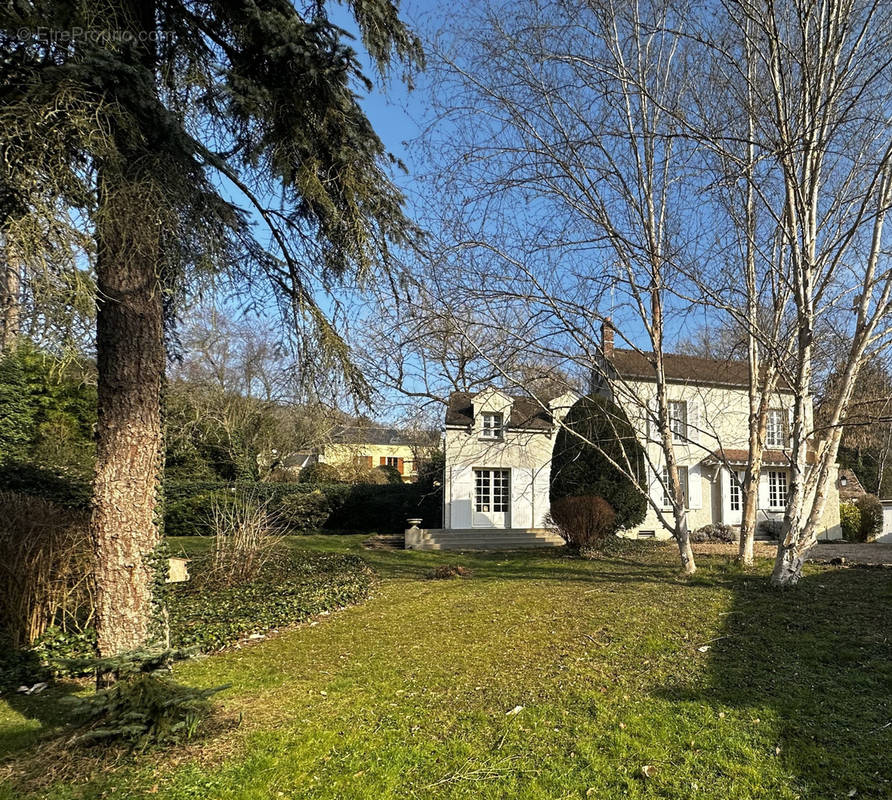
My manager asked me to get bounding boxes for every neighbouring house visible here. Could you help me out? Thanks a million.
[415,325,842,550]
[317,425,437,482]
[593,325,842,541]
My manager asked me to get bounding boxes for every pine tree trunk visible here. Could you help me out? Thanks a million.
[91,179,164,658]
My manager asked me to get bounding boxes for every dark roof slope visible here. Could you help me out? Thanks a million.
[610,348,754,388]
[837,468,866,500]
[445,392,553,430]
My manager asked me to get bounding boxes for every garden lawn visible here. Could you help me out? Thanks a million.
[1,536,889,799]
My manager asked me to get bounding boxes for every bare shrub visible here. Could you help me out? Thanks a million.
[204,492,283,586]
[0,492,93,647]
[547,496,617,555]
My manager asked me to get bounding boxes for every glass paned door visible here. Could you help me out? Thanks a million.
[473,469,510,528]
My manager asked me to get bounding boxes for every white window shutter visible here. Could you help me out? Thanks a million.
[786,406,794,449]
[646,395,657,443]
[688,463,703,509]
[687,401,699,444]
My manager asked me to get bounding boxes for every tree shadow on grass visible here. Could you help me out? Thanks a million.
[660,565,892,798]
[0,677,83,758]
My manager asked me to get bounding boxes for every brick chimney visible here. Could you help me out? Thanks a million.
[601,319,614,359]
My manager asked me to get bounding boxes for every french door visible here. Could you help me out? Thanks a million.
[473,468,510,528]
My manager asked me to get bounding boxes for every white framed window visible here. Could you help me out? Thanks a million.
[480,412,504,439]
[474,469,510,512]
[668,400,688,439]
[766,409,786,449]
[729,470,743,512]
[662,465,689,508]
[768,470,788,509]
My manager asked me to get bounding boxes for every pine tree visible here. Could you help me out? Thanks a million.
[1,0,422,658]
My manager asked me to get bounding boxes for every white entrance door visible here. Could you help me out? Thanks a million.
[473,469,510,528]
[726,469,744,526]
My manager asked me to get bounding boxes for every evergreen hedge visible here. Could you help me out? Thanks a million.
[164,480,441,535]
[0,468,443,535]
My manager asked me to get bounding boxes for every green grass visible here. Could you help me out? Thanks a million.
[1,536,890,799]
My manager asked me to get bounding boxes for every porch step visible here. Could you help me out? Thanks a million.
[408,528,565,552]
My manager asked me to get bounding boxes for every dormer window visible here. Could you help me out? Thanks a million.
[480,412,504,439]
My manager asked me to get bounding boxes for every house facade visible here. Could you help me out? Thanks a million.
[594,340,841,540]
[438,331,842,541]
[442,389,576,530]
[318,425,436,482]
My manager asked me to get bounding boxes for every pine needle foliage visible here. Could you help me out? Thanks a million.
[62,648,228,748]
[1,0,423,387]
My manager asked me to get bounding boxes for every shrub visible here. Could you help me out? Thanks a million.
[164,490,242,537]
[357,467,389,485]
[298,462,341,484]
[168,552,374,652]
[427,565,472,580]
[275,490,332,533]
[548,495,617,554]
[0,492,93,647]
[0,461,91,509]
[690,523,737,543]
[65,669,225,747]
[839,501,861,541]
[756,519,784,540]
[550,395,647,531]
[855,494,883,542]
[204,493,283,586]
[375,464,404,484]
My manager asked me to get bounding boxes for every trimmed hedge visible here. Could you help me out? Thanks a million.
[0,469,444,536]
[164,480,442,535]
[168,552,374,652]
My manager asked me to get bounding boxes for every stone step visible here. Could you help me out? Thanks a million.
[418,540,565,551]
[409,528,566,551]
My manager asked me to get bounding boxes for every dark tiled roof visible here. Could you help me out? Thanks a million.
[445,392,553,430]
[610,348,753,388]
[837,468,866,500]
[331,426,423,446]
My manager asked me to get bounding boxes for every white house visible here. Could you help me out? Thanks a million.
[593,327,841,541]
[441,388,577,530]
[408,328,842,550]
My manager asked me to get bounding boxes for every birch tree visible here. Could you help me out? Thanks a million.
[399,0,716,572]
[704,0,892,585]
